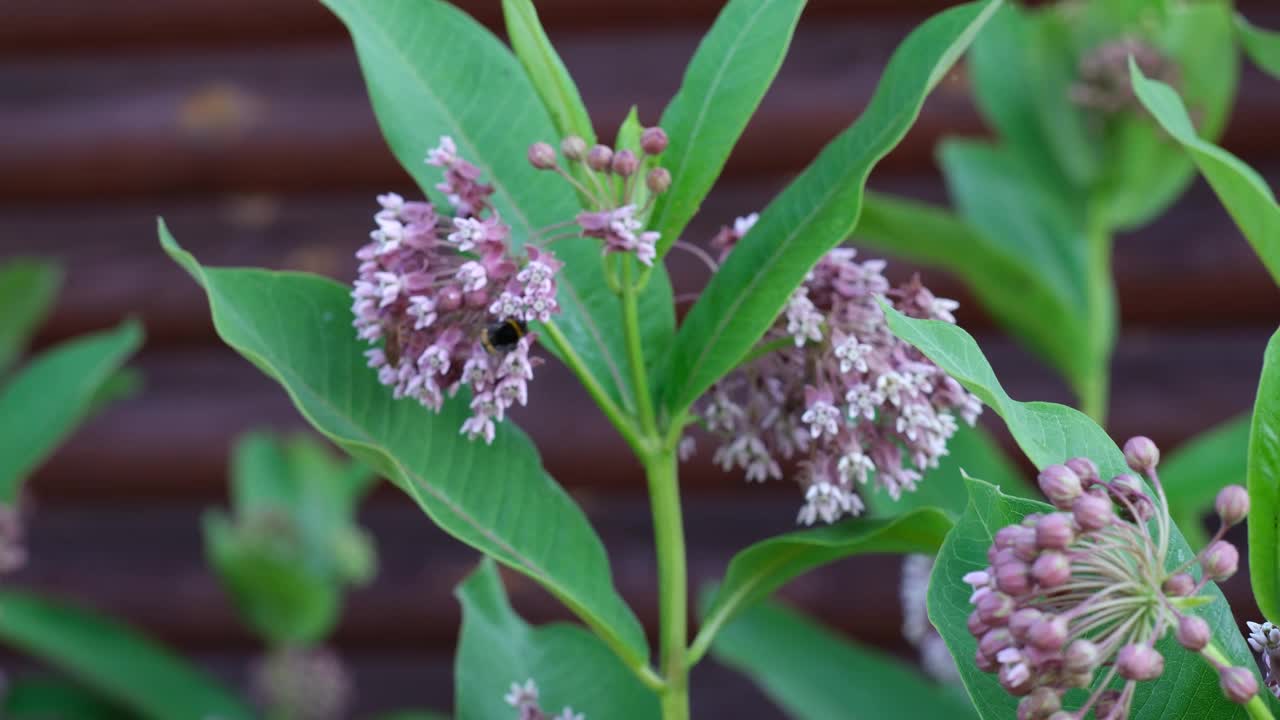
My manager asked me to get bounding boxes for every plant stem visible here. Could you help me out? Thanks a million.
[622,258,659,438]
[1202,641,1276,720]
[645,448,689,720]
[1081,212,1115,425]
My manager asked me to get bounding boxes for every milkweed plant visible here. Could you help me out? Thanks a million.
[0,0,1268,718]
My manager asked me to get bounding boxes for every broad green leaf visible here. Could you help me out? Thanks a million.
[0,260,61,375]
[3,677,132,720]
[883,306,1261,717]
[1162,415,1251,549]
[661,0,1000,417]
[0,591,252,720]
[1130,60,1280,285]
[319,0,674,420]
[455,559,659,720]
[0,320,142,503]
[502,0,595,144]
[649,0,806,257]
[1249,329,1280,622]
[1239,13,1280,79]
[695,509,952,661]
[710,598,977,720]
[864,422,1031,519]
[161,224,649,671]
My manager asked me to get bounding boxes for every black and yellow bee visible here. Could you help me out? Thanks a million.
[480,318,528,354]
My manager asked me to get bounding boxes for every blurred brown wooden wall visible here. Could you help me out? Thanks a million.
[3,1,1280,716]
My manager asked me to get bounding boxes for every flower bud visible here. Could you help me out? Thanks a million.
[1065,456,1100,488]
[1017,687,1061,719]
[1220,666,1259,704]
[1116,643,1164,681]
[999,662,1034,696]
[1029,615,1069,651]
[640,126,668,154]
[1110,472,1145,496]
[1064,638,1100,673]
[1013,527,1040,562]
[1035,513,1075,550]
[1072,493,1113,531]
[967,610,990,637]
[645,167,671,194]
[438,286,463,311]
[1031,551,1071,588]
[527,142,557,169]
[465,289,488,308]
[1038,465,1082,509]
[1163,572,1196,596]
[975,648,998,673]
[977,592,1015,626]
[586,144,613,171]
[979,628,1015,658]
[610,149,639,177]
[996,560,1032,596]
[1047,713,1074,720]
[560,135,587,161]
[1176,614,1210,651]
[1124,435,1161,472]
[1216,485,1250,527]
[1009,608,1043,642]
[1202,540,1239,581]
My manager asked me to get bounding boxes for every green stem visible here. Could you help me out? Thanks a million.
[622,258,659,439]
[645,448,689,720]
[1202,642,1275,720]
[1081,212,1115,425]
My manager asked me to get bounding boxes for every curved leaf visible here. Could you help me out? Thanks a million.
[710,598,977,720]
[1238,13,1280,80]
[695,509,952,660]
[161,223,649,671]
[1130,60,1280,285]
[0,591,252,720]
[455,560,659,720]
[649,0,806,257]
[1162,415,1251,549]
[4,677,133,720]
[1249,329,1280,622]
[502,0,595,145]
[883,305,1261,718]
[661,0,1000,418]
[0,259,61,375]
[0,320,142,503]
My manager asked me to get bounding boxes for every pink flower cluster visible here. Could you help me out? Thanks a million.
[352,137,563,444]
[695,216,981,525]
[505,679,583,720]
[964,437,1256,719]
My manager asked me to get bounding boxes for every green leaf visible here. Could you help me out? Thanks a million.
[319,0,674,422]
[661,0,1000,418]
[1239,13,1280,79]
[3,677,132,720]
[0,260,61,375]
[1162,415,1251,549]
[161,223,649,672]
[1249,329,1280,623]
[649,0,806,257]
[694,509,952,661]
[1129,60,1280,285]
[502,0,595,144]
[455,559,660,720]
[710,598,977,720]
[0,591,252,720]
[883,306,1260,718]
[374,713,450,720]
[0,320,142,503]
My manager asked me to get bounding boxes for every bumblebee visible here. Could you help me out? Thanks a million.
[481,318,528,354]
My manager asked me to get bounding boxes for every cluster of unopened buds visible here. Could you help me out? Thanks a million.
[964,436,1257,719]
[1070,37,1179,114]
[692,216,981,525]
[505,679,583,720]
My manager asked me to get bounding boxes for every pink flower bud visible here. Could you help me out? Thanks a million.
[977,592,1015,625]
[1216,485,1250,527]
[465,290,488,308]
[640,126,669,154]
[1031,551,1071,588]
[1176,614,1210,651]
[1029,615,1069,651]
[1065,456,1100,488]
[1110,473,1145,496]
[975,648,997,673]
[994,525,1022,549]
[610,149,639,177]
[527,142,557,169]
[1013,527,1040,562]
[1116,643,1164,681]
[1009,608,1043,642]
[1017,687,1061,719]
[979,628,1015,658]
[1046,713,1074,720]
[996,560,1032,596]
[1220,666,1258,703]
[438,286,463,311]
[968,610,991,637]
[1038,465,1082,509]
[586,145,613,171]
[560,135,587,161]
[645,167,672,194]
[999,662,1034,696]
[1036,513,1076,550]
[1124,435,1161,472]
[1071,493,1113,531]
[1163,572,1196,596]
[1202,540,1239,581]
[1064,638,1099,672]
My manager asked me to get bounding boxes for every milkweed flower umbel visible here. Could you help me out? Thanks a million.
[352,137,564,444]
[963,437,1256,718]
[693,216,981,525]
[505,678,584,720]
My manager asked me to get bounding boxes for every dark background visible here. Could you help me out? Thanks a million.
[3,0,1280,716]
